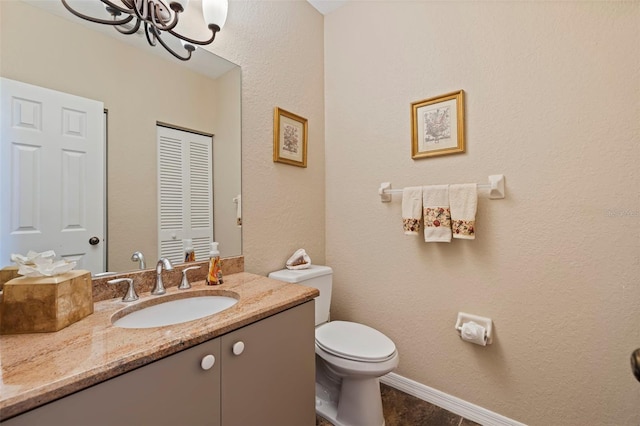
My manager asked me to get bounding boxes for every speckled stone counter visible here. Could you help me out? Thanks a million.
[0,271,318,421]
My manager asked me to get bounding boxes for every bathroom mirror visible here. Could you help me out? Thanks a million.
[0,0,242,274]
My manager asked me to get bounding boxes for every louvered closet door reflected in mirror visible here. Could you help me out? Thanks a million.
[157,125,214,265]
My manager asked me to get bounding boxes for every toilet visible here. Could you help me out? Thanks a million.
[268,265,399,426]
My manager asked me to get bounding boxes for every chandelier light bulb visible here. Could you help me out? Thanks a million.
[202,0,228,30]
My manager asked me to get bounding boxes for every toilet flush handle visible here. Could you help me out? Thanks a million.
[232,341,245,356]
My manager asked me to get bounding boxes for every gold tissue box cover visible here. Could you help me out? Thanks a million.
[0,270,93,334]
[0,266,19,291]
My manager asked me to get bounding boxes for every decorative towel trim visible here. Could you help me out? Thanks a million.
[453,219,475,238]
[424,207,451,229]
[422,185,451,242]
[402,186,423,235]
[449,183,477,240]
[403,218,420,234]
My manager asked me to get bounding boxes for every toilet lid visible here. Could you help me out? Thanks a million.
[315,321,396,362]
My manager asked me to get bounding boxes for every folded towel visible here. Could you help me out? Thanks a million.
[422,185,451,242]
[449,183,478,239]
[402,186,422,235]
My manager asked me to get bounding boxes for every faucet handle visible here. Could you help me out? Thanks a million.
[179,266,202,290]
[108,278,139,302]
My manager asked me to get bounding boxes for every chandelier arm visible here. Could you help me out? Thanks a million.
[144,22,158,47]
[168,24,220,46]
[130,0,178,32]
[153,30,193,61]
[60,0,134,26]
[149,2,180,32]
[100,0,135,15]
[114,18,142,35]
[130,0,149,23]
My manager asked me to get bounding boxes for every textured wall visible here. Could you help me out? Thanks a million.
[324,2,639,425]
[206,0,326,275]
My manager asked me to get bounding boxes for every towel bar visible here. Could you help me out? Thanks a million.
[378,174,505,203]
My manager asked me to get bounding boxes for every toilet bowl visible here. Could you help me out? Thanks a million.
[315,321,399,426]
[268,265,399,426]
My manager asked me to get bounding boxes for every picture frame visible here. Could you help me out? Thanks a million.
[411,90,465,159]
[273,107,308,168]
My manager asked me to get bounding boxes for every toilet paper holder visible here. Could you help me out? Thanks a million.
[455,312,493,345]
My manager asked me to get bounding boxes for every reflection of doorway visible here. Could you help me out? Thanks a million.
[0,78,105,274]
[157,124,214,265]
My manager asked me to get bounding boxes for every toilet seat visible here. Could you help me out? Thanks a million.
[315,321,396,363]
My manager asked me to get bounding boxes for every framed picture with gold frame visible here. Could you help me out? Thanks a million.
[411,90,465,159]
[273,107,308,167]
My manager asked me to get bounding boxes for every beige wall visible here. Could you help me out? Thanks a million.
[207,1,326,274]
[0,1,239,271]
[324,2,639,425]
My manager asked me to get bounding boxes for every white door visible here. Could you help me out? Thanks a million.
[157,125,213,265]
[0,78,105,274]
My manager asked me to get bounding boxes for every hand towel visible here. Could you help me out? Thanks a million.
[449,183,478,239]
[422,185,451,242]
[402,186,422,235]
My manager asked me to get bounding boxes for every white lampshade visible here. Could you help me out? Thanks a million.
[202,0,228,29]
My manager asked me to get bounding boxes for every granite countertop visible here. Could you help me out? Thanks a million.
[0,272,318,420]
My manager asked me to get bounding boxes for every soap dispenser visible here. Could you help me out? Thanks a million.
[184,238,196,262]
[206,242,222,285]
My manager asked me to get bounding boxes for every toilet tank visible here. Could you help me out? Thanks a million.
[268,265,332,326]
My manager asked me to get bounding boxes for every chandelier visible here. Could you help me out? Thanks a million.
[60,0,228,61]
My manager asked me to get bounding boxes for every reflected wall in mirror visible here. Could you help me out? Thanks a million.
[0,0,242,274]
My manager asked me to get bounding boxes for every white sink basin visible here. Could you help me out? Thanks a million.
[112,294,238,329]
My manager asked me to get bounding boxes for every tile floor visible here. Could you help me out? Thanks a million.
[315,383,481,426]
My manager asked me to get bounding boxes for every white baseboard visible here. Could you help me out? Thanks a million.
[380,373,527,426]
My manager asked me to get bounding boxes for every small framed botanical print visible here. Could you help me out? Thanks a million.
[273,107,308,167]
[411,90,465,159]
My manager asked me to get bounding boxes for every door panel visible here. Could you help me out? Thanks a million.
[0,77,105,274]
[158,125,213,263]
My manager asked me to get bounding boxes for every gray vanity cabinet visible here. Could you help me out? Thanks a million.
[3,337,222,426]
[221,300,316,426]
[2,301,315,426]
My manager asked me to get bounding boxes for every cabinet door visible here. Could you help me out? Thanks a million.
[3,338,221,426]
[221,301,316,426]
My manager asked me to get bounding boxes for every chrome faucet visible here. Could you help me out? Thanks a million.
[153,258,173,295]
[131,251,146,269]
